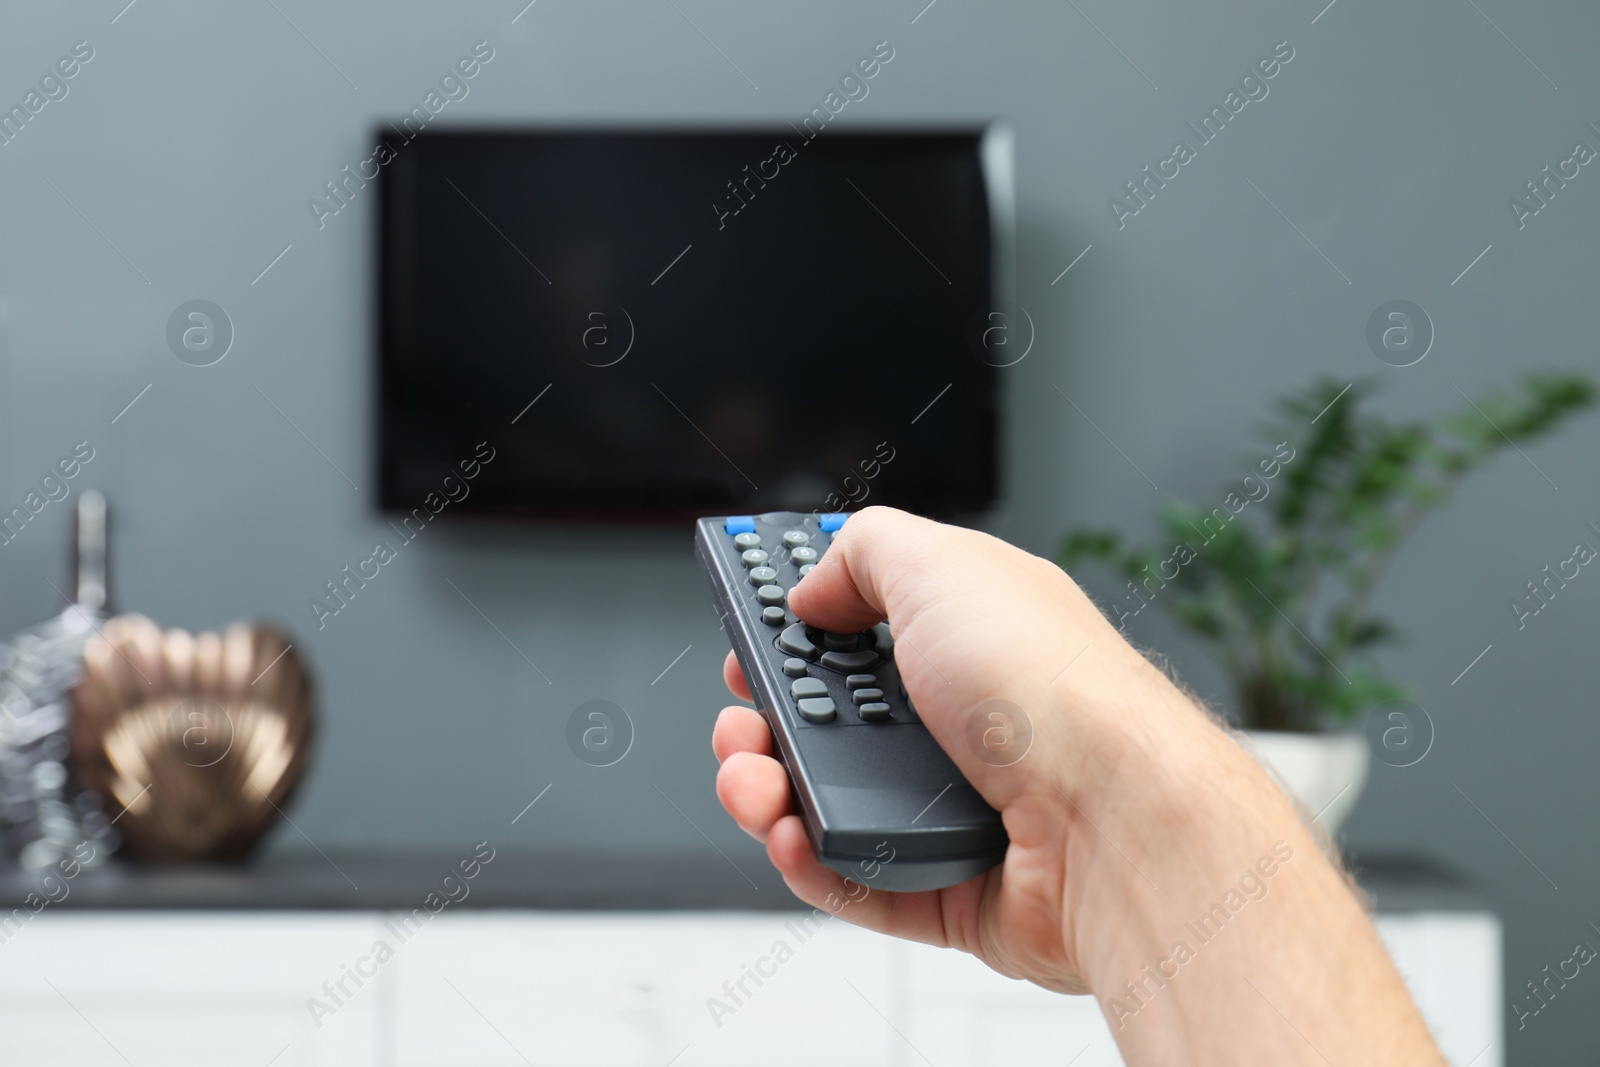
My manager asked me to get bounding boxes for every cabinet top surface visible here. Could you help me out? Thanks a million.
[0,849,1490,914]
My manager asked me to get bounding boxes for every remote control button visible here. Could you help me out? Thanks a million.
[782,658,809,678]
[798,564,815,578]
[761,606,787,626]
[819,513,848,532]
[740,549,770,568]
[899,681,919,718]
[823,631,864,653]
[748,566,777,586]
[797,697,836,723]
[733,532,762,551]
[777,624,819,661]
[857,702,891,722]
[845,673,877,690]
[820,649,878,673]
[851,688,884,705]
[871,622,893,657]
[725,516,756,536]
[790,546,818,566]
[790,677,828,699]
[756,585,785,606]
[781,530,810,548]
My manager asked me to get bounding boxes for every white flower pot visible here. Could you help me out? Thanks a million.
[1241,730,1370,834]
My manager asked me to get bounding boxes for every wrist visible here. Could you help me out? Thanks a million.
[1052,703,1439,1061]
[1052,688,1314,993]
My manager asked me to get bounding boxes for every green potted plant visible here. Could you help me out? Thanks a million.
[1059,372,1593,829]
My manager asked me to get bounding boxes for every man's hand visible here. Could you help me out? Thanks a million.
[711,507,1443,1064]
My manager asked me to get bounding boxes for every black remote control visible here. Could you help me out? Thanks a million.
[696,512,1008,892]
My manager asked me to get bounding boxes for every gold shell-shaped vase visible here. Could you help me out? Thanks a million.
[69,614,314,863]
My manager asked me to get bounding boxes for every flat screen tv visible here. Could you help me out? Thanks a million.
[376,126,1013,521]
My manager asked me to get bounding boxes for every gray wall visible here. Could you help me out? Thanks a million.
[2,1,1597,1060]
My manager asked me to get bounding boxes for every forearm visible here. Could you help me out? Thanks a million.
[1062,698,1442,1064]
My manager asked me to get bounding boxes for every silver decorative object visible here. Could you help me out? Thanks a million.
[0,491,114,871]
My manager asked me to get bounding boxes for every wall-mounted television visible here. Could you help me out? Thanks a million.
[376,126,1012,521]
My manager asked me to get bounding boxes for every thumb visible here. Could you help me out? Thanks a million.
[785,506,938,633]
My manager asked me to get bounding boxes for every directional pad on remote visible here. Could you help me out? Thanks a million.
[777,624,818,661]
[823,631,865,653]
[820,649,879,673]
[870,622,894,658]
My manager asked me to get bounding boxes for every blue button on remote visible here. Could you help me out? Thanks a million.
[725,516,756,536]
[819,513,849,532]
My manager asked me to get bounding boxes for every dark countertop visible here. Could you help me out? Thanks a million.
[1346,852,1493,915]
[0,850,787,912]
[0,849,1491,914]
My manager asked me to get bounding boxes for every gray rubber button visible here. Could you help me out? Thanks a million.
[741,549,769,568]
[845,674,877,690]
[761,606,786,626]
[798,564,816,578]
[757,585,785,606]
[777,624,819,660]
[783,658,809,678]
[748,566,778,586]
[797,697,836,723]
[734,533,762,551]
[790,677,828,699]
[820,650,878,672]
[851,688,884,705]
[781,530,810,548]
[790,546,818,566]
[857,702,891,722]
[871,622,894,657]
[823,631,864,653]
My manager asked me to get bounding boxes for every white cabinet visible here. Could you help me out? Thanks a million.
[898,940,1120,1067]
[384,915,897,1067]
[0,909,1499,1066]
[895,912,1502,1067]
[1375,912,1502,1065]
[0,914,386,1067]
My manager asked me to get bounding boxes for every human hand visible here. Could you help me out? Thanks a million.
[712,506,1239,994]
[711,507,1443,1064]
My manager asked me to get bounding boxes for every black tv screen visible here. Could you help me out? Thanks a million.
[376,126,1012,521]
